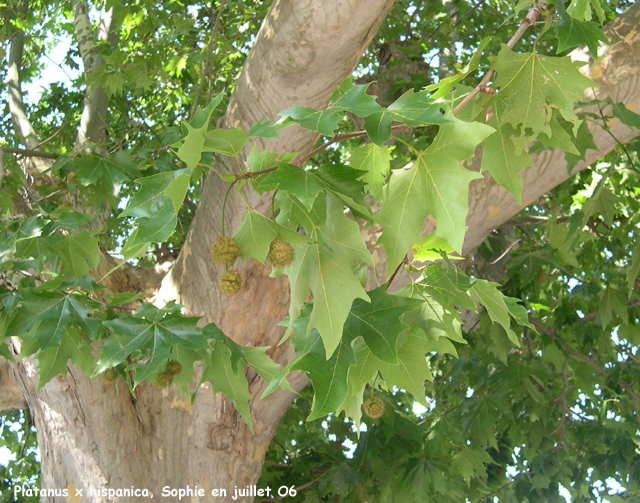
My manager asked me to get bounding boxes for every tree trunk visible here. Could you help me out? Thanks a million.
[4,1,398,501]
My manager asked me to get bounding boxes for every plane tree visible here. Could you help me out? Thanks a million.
[1,0,640,501]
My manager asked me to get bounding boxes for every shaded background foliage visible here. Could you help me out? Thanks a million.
[1,0,639,501]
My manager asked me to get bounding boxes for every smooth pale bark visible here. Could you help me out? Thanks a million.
[72,0,118,150]
[4,1,398,501]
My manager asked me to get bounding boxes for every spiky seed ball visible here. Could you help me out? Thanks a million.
[155,371,173,388]
[103,368,117,383]
[219,269,242,296]
[210,236,241,266]
[165,360,183,377]
[363,397,385,419]
[267,238,296,269]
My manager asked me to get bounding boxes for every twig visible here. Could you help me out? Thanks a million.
[235,124,410,181]
[1,147,58,159]
[453,1,549,117]
[32,120,69,149]
[295,125,408,167]
[489,238,521,264]
[531,318,640,430]
[386,254,410,291]
[572,300,640,323]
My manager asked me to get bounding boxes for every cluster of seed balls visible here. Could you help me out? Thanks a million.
[155,360,183,388]
[102,360,183,388]
[210,236,296,296]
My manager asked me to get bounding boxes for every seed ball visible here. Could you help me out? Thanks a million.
[362,397,385,419]
[267,238,296,269]
[103,368,117,383]
[155,371,173,388]
[210,236,241,266]
[219,269,242,296]
[165,360,183,376]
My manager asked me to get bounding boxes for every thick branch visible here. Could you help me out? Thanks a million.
[0,147,58,160]
[72,1,119,150]
[7,0,38,150]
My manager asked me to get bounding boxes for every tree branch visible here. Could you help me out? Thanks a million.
[72,0,119,150]
[1,147,59,160]
[7,0,38,150]
[531,319,640,430]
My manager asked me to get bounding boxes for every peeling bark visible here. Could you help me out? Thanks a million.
[0,357,26,411]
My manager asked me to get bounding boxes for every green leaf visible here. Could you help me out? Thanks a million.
[172,346,207,399]
[583,187,620,226]
[57,232,100,278]
[242,346,286,389]
[378,114,491,272]
[565,119,597,173]
[96,309,210,386]
[349,326,435,407]
[203,128,249,157]
[177,95,223,168]
[610,102,640,130]
[343,287,422,364]
[128,197,178,247]
[37,326,95,388]
[412,234,464,263]
[248,117,295,138]
[490,46,594,146]
[419,263,477,312]
[378,327,434,406]
[313,164,372,218]
[398,282,467,347]
[5,291,100,351]
[363,89,449,146]
[554,0,609,55]
[566,0,606,23]
[535,114,580,155]
[259,164,325,210]
[348,143,391,201]
[201,340,254,432]
[121,169,190,248]
[279,77,382,136]
[598,287,628,328]
[280,194,372,357]
[424,37,493,100]
[73,151,140,197]
[481,122,534,203]
[120,169,190,219]
[234,211,308,264]
[291,327,356,421]
[470,280,521,346]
